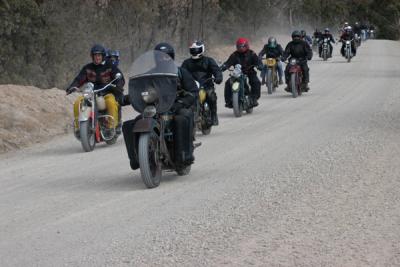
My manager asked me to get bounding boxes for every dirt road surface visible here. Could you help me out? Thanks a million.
[1,40,400,266]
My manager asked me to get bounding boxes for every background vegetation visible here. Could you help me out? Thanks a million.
[1,0,399,88]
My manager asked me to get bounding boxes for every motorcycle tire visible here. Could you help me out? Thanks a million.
[138,132,161,189]
[290,73,298,98]
[105,134,118,145]
[232,92,242,117]
[267,69,273,94]
[80,120,96,152]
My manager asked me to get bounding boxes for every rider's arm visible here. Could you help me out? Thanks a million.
[208,57,223,84]
[258,45,266,61]
[305,42,313,60]
[68,65,89,90]
[111,65,125,92]
[178,67,197,107]
[220,53,235,72]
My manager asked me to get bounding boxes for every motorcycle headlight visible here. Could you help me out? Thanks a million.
[141,88,158,104]
[232,82,240,92]
[290,58,297,65]
[82,85,94,100]
[143,105,157,117]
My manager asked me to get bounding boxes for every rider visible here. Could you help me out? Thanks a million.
[66,44,125,135]
[313,28,323,40]
[340,26,357,57]
[122,42,198,169]
[301,30,313,47]
[181,41,223,126]
[106,49,120,66]
[220,37,262,108]
[282,30,313,92]
[258,36,284,85]
[319,28,335,58]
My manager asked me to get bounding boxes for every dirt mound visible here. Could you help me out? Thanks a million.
[0,85,75,153]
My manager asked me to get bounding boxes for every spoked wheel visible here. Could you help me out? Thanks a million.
[138,132,161,188]
[232,92,242,117]
[80,120,96,152]
[267,69,273,94]
[290,73,298,98]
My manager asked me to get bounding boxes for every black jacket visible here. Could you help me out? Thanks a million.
[68,61,125,95]
[175,67,198,108]
[221,50,261,75]
[258,44,284,60]
[181,56,223,88]
[282,39,313,62]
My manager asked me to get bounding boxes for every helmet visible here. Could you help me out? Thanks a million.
[345,26,352,32]
[154,42,175,60]
[236,37,249,53]
[324,28,330,33]
[189,41,205,59]
[300,30,306,37]
[292,30,302,39]
[267,37,277,48]
[344,22,349,27]
[108,49,120,66]
[90,44,106,57]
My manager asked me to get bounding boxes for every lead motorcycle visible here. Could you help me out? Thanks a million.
[320,38,331,61]
[228,64,253,117]
[72,73,122,152]
[124,50,195,188]
[343,39,353,62]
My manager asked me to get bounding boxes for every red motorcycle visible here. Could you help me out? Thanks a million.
[287,58,303,98]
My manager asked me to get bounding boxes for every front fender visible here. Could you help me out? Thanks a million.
[133,117,159,133]
[79,105,92,122]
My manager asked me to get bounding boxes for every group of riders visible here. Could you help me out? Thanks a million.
[65,21,371,183]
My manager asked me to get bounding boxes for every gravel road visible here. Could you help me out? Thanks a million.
[1,40,400,267]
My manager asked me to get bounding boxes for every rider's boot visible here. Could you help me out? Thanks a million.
[279,77,284,85]
[211,112,219,126]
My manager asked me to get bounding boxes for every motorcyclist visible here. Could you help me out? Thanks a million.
[258,36,284,85]
[319,28,335,58]
[340,26,357,57]
[220,37,262,108]
[313,28,323,48]
[301,30,313,47]
[66,44,125,135]
[106,49,120,66]
[181,41,223,126]
[282,30,313,92]
[122,42,198,169]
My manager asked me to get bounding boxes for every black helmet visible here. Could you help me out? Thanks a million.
[267,37,277,48]
[90,44,106,57]
[300,30,306,37]
[292,30,302,39]
[154,42,175,60]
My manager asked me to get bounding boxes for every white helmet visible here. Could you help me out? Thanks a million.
[189,41,205,59]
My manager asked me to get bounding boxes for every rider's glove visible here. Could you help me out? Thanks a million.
[220,64,227,72]
[66,87,77,95]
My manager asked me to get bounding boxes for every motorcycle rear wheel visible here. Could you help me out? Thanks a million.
[138,132,161,188]
[80,120,96,152]
[232,92,242,117]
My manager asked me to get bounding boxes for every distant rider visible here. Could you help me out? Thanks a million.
[181,41,223,125]
[340,26,357,57]
[301,30,313,47]
[319,28,335,58]
[66,44,125,135]
[282,30,313,92]
[258,36,284,85]
[220,37,262,108]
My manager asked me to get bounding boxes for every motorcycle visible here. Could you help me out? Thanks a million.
[262,57,279,94]
[194,78,214,135]
[354,33,361,47]
[126,50,195,188]
[72,73,122,152]
[320,38,331,61]
[228,64,254,117]
[343,39,353,62]
[287,58,303,98]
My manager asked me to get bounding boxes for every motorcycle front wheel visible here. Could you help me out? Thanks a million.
[232,92,242,117]
[80,120,96,152]
[138,132,161,188]
[290,73,298,98]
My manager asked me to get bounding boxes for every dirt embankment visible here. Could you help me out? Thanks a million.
[0,85,75,153]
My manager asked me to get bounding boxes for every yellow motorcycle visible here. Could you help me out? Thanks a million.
[262,58,279,94]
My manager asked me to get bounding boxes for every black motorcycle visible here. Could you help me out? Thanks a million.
[125,50,195,188]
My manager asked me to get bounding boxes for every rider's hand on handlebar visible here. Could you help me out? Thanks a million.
[66,87,78,95]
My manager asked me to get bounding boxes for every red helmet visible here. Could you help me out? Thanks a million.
[236,37,249,53]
